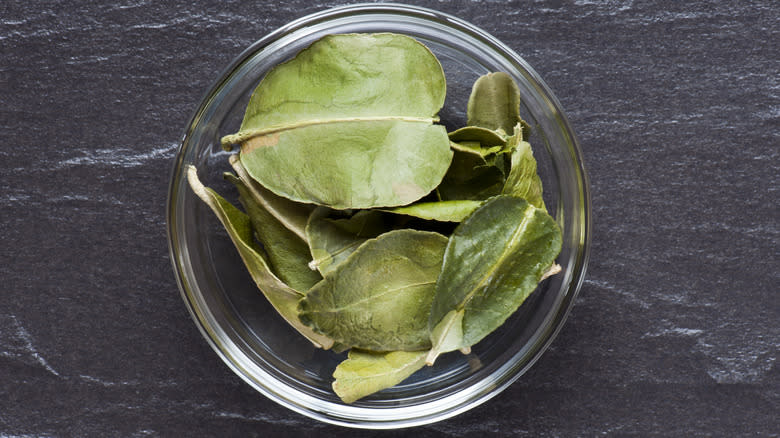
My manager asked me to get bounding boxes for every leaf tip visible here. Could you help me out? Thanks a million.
[541,263,562,281]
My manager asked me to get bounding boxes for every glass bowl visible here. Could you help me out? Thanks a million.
[167,3,590,429]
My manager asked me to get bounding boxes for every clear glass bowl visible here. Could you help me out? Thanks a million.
[167,3,591,429]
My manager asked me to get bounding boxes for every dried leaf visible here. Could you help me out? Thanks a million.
[332,349,427,404]
[222,33,453,209]
[229,154,313,241]
[186,166,334,349]
[382,200,481,222]
[467,72,521,134]
[305,208,388,276]
[426,196,561,365]
[225,173,322,292]
[502,123,546,211]
[299,230,448,351]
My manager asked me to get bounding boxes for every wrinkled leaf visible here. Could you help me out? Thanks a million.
[437,145,507,201]
[229,154,313,241]
[439,125,518,201]
[225,173,322,292]
[186,166,334,349]
[382,200,481,222]
[426,196,561,365]
[222,33,453,209]
[333,349,428,404]
[299,230,448,351]
[501,123,546,211]
[305,208,388,276]
[467,72,521,134]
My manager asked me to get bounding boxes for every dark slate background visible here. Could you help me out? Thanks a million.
[1,1,777,436]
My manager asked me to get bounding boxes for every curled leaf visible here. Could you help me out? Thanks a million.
[229,154,313,241]
[502,123,546,211]
[299,230,448,352]
[437,145,507,201]
[225,173,322,292]
[467,72,522,134]
[449,126,508,146]
[186,166,334,349]
[382,200,482,222]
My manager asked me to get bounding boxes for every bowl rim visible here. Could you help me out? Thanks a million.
[166,2,592,429]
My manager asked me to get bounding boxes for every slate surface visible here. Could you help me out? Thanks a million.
[1,1,777,436]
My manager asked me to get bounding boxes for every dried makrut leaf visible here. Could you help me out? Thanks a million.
[299,230,448,352]
[225,173,322,292]
[466,71,522,135]
[221,33,453,209]
[186,166,334,349]
[382,200,482,222]
[426,196,562,365]
[332,349,428,404]
[305,208,389,276]
[502,123,547,211]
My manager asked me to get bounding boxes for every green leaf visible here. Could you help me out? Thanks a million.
[332,349,427,404]
[225,173,322,292]
[222,33,453,209]
[437,145,506,201]
[449,126,508,146]
[186,166,334,350]
[228,154,313,242]
[501,124,546,211]
[426,196,562,365]
[382,200,482,222]
[299,229,448,351]
[305,208,389,276]
[467,72,521,134]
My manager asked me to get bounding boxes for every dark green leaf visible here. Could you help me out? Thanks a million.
[426,196,562,364]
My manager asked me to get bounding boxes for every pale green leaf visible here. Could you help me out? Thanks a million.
[501,124,546,211]
[305,208,388,276]
[299,230,448,351]
[333,349,428,404]
[186,166,334,349]
[427,196,562,364]
[222,33,453,209]
[425,309,464,365]
[228,154,313,241]
[382,200,481,222]
[467,72,521,134]
[449,126,507,146]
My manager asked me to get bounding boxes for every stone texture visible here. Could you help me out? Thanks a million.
[1,0,777,436]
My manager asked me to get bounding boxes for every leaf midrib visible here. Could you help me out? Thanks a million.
[453,203,536,312]
[221,115,438,146]
[313,280,436,314]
